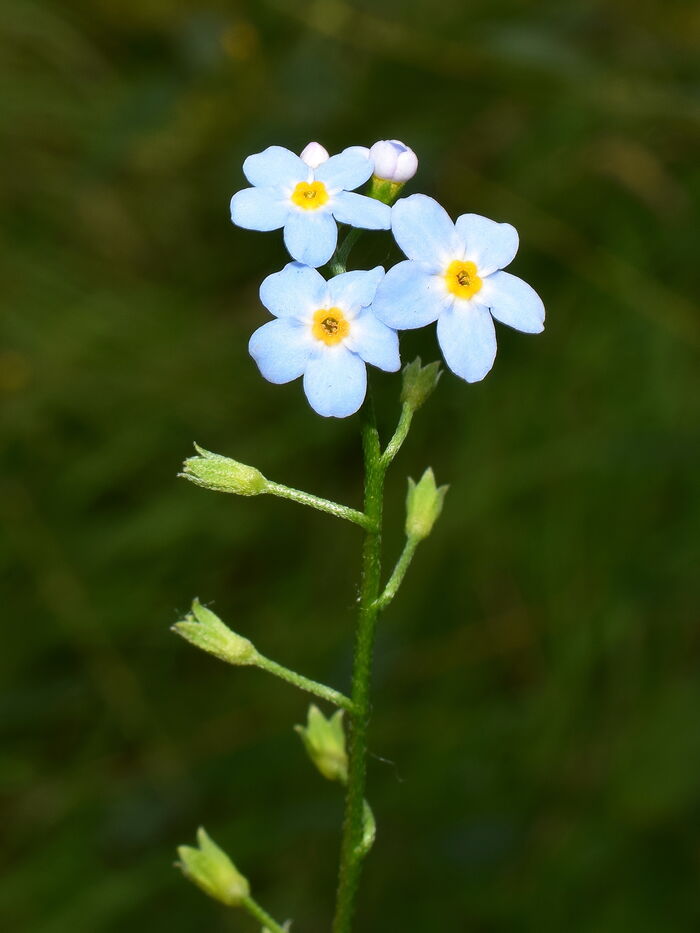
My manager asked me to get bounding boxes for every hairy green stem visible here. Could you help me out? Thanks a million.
[381,401,413,467]
[255,653,355,712]
[329,228,363,276]
[373,535,420,611]
[332,400,386,933]
[241,895,286,932]
[265,481,373,530]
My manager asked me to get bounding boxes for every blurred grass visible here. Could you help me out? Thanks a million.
[1,0,699,930]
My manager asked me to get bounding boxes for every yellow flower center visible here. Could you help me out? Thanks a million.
[312,307,350,346]
[444,259,483,299]
[291,181,330,211]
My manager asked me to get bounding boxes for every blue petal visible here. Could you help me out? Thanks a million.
[343,145,371,159]
[455,213,519,276]
[260,262,328,319]
[283,211,338,267]
[243,146,309,187]
[347,311,400,372]
[391,194,461,267]
[479,271,545,333]
[315,148,373,191]
[230,187,289,231]
[372,260,450,330]
[303,346,367,418]
[327,267,384,313]
[436,303,497,383]
[249,318,313,384]
[332,191,391,230]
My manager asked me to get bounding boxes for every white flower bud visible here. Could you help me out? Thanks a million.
[369,139,418,183]
[300,141,329,168]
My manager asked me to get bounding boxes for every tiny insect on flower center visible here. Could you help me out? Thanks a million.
[445,259,483,299]
[291,181,330,211]
[312,307,350,346]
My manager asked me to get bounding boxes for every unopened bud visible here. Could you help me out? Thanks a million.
[173,599,259,665]
[405,468,448,541]
[181,444,267,496]
[400,357,442,411]
[177,827,250,907]
[300,141,329,168]
[295,705,348,783]
[370,139,418,183]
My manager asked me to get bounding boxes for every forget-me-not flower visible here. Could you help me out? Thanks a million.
[373,194,545,383]
[230,146,392,268]
[249,262,400,418]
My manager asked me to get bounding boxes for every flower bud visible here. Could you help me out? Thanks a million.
[405,468,448,541]
[181,444,267,496]
[300,141,329,168]
[177,827,250,907]
[295,705,348,783]
[173,599,259,666]
[400,357,442,411]
[370,139,418,183]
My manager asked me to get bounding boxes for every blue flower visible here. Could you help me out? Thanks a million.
[230,146,392,268]
[373,194,545,383]
[249,263,400,418]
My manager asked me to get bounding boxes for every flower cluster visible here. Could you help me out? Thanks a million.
[230,140,544,417]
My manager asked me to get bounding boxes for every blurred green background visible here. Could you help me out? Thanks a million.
[2,0,699,930]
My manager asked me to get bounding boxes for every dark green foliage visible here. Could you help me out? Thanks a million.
[1,0,699,930]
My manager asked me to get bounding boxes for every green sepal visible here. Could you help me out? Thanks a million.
[367,175,404,205]
[295,705,348,783]
[400,358,442,411]
[405,468,449,541]
[180,443,268,495]
[172,599,259,665]
[177,827,250,907]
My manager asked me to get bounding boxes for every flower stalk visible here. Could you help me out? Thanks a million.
[372,535,420,612]
[332,398,386,933]
[265,480,374,531]
[240,896,288,933]
[255,654,354,712]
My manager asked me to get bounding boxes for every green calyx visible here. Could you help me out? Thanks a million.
[405,468,449,541]
[181,443,267,495]
[367,175,405,205]
[295,705,348,783]
[177,827,250,907]
[401,357,442,411]
[172,599,259,666]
